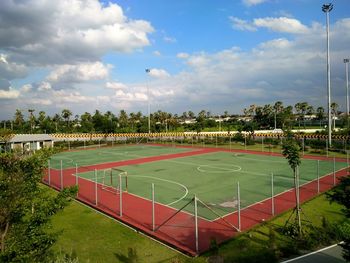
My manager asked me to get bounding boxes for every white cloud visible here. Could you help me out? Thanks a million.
[115,90,147,101]
[38,81,52,91]
[186,54,210,68]
[242,0,267,7]
[53,90,95,104]
[47,62,110,83]
[0,0,154,66]
[0,88,19,99]
[230,16,309,34]
[258,38,292,49]
[28,98,52,105]
[163,36,177,43]
[0,57,28,80]
[177,52,190,59]
[229,17,257,31]
[148,68,170,78]
[20,84,32,93]
[254,17,309,34]
[153,50,161,56]
[0,54,8,64]
[106,81,128,90]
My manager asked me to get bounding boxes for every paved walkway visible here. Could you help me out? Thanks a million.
[281,243,345,263]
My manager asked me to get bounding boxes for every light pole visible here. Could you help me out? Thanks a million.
[322,3,333,147]
[145,69,151,134]
[344,58,349,128]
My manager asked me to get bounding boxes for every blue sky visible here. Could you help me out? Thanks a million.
[0,0,349,120]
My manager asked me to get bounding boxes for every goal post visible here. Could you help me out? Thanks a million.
[101,167,128,193]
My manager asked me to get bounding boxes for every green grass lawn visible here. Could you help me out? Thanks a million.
[50,187,347,263]
[51,199,195,263]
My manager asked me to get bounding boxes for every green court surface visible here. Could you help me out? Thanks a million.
[73,148,348,220]
[49,144,192,169]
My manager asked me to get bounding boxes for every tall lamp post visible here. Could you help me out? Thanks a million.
[344,58,350,128]
[322,3,333,147]
[145,68,151,134]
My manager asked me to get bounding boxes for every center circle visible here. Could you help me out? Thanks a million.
[197,164,241,173]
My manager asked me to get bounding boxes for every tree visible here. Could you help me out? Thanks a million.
[282,133,302,234]
[80,112,93,133]
[118,110,129,131]
[316,107,325,121]
[28,109,35,133]
[0,149,77,262]
[61,109,72,131]
[52,114,62,132]
[13,109,24,131]
[331,102,339,130]
[273,101,284,129]
[188,111,195,119]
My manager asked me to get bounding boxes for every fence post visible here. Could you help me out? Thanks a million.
[229,135,232,150]
[152,183,155,231]
[48,160,51,186]
[194,195,199,254]
[60,160,63,190]
[237,182,241,231]
[271,173,275,216]
[95,169,98,206]
[326,140,328,158]
[333,157,336,186]
[317,160,320,193]
[262,136,264,152]
[244,135,247,151]
[74,164,78,198]
[119,174,123,217]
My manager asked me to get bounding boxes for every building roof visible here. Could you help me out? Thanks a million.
[8,134,54,143]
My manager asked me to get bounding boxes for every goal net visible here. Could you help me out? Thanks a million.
[101,167,128,194]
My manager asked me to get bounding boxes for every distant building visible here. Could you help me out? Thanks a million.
[0,134,54,152]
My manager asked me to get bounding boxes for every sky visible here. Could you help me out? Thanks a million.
[0,0,349,120]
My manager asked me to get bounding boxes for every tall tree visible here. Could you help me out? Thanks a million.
[273,101,284,129]
[80,112,93,132]
[331,102,339,130]
[118,110,129,130]
[316,106,325,121]
[282,133,302,234]
[13,109,24,131]
[28,109,35,133]
[61,109,72,131]
[187,111,195,119]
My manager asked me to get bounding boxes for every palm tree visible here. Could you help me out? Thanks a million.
[188,111,195,119]
[273,101,284,129]
[28,109,35,133]
[316,107,325,128]
[119,110,128,129]
[331,102,339,130]
[52,114,62,132]
[61,109,72,130]
[13,109,24,130]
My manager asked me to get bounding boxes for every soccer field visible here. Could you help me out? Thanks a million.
[52,144,347,220]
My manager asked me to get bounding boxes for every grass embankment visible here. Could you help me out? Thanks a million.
[51,188,346,263]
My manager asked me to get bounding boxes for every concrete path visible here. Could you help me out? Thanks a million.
[281,243,345,263]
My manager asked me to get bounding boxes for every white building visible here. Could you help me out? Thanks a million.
[1,134,54,152]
